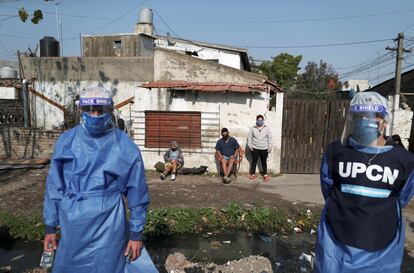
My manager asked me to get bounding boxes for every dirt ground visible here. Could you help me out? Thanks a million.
[0,167,306,216]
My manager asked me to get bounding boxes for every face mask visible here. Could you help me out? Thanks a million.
[256,120,264,127]
[222,134,229,140]
[351,119,380,146]
[81,112,113,136]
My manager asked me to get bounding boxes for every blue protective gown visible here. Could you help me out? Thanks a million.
[314,142,414,273]
[43,125,158,273]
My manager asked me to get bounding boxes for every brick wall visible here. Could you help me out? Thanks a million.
[0,99,24,125]
[0,126,62,159]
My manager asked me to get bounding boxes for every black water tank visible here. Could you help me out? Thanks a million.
[40,36,60,57]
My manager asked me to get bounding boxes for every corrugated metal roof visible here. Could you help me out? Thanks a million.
[141,81,282,93]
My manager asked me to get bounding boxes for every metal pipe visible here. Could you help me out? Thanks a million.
[21,79,29,128]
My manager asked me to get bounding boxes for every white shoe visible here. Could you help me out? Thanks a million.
[171,173,176,181]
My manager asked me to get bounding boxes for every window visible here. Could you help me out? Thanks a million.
[113,40,122,49]
[145,111,201,149]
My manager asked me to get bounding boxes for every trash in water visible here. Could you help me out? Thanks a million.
[306,209,312,218]
[300,267,308,272]
[0,266,12,272]
[299,252,312,264]
[275,262,282,267]
[310,229,316,235]
[10,254,24,261]
[209,240,222,250]
[294,227,302,233]
[287,219,292,224]
[222,240,231,244]
[258,235,272,243]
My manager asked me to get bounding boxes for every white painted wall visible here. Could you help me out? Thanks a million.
[131,88,283,174]
[393,107,413,148]
[342,80,371,91]
[155,39,243,70]
[0,87,15,99]
[31,80,139,129]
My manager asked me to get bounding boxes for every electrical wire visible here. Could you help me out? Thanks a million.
[1,4,413,25]
[87,0,147,34]
[238,38,393,49]
[166,9,414,25]
[0,33,38,40]
[0,14,16,21]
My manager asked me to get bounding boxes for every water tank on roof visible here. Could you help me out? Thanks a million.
[40,36,60,57]
[139,7,153,24]
[0,66,18,79]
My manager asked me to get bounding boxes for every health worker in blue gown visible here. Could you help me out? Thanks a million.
[43,87,158,273]
[314,91,414,273]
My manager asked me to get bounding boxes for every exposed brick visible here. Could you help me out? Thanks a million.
[0,126,62,159]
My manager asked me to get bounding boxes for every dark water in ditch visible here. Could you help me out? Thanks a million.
[1,231,414,273]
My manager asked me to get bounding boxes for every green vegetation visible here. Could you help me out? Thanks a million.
[0,203,319,241]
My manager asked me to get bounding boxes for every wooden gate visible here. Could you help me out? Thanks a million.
[281,99,349,173]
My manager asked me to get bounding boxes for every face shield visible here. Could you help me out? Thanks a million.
[78,87,114,136]
[341,92,389,147]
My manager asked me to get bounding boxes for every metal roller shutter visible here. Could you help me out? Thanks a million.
[145,111,201,149]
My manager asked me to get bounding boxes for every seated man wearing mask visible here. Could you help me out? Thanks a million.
[314,92,414,273]
[215,128,240,183]
[43,87,158,273]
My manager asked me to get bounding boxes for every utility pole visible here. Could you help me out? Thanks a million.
[385,32,412,135]
[55,0,63,56]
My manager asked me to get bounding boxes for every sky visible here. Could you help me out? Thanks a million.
[1,0,414,86]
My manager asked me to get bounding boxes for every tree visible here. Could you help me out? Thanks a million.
[18,8,43,24]
[253,53,302,91]
[17,0,52,25]
[297,60,340,92]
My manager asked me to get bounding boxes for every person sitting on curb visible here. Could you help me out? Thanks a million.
[247,114,272,182]
[215,128,240,183]
[160,141,184,181]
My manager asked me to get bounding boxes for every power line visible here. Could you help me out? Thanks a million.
[0,3,138,22]
[338,20,414,82]
[87,0,147,34]
[2,4,413,25]
[166,9,414,25]
[236,38,393,49]
[153,10,182,39]
[339,39,414,79]
[338,51,395,79]
[0,14,16,21]
[0,33,38,40]
[0,39,12,55]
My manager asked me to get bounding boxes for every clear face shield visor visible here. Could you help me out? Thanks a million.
[341,104,388,147]
[78,98,114,116]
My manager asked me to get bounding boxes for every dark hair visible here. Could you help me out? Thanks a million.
[391,134,404,147]
[256,115,264,120]
[391,134,401,143]
[221,128,229,133]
